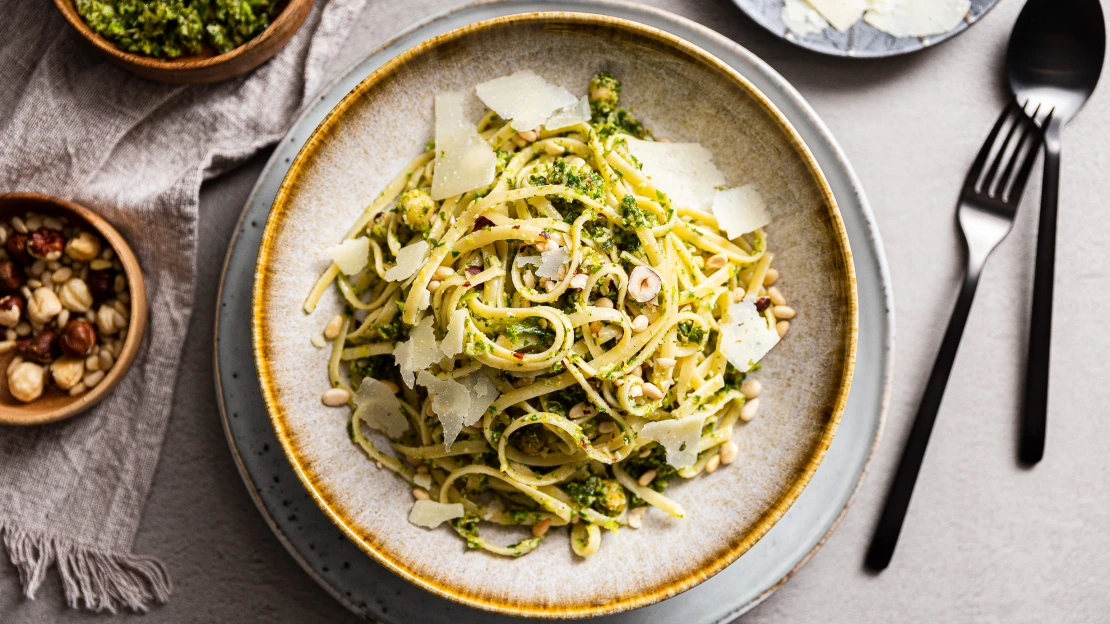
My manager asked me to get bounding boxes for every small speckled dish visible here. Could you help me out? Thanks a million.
[253,13,857,618]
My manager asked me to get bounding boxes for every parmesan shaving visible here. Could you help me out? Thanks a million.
[805,0,869,31]
[782,0,830,36]
[863,0,971,38]
[720,300,781,373]
[624,137,724,212]
[440,309,467,359]
[415,370,499,450]
[475,70,578,132]
[712,185,772,239]
[431,91,497,200]
[640,414,707,469]
[326,237,369,275]
[535,245,569,280]
[352,378,409,439]
[396,317,440,388]
[413,472,433,490]
[463,372,498,424]
[544,96,591,131]
[409,500,464,528]
[384,240,429,282]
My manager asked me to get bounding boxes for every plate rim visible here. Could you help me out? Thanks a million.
[215,1,895,621]
[250,10,859,619]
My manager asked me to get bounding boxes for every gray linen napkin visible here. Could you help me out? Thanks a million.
[0,0,366,613]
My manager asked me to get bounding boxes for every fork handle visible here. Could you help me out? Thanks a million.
[1020,126,1061,466]
[866,258,984,571]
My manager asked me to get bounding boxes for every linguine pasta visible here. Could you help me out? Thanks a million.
[304,73,791,558]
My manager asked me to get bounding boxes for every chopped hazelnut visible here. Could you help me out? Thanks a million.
[58,278,93,312]
[26,287,62,325]
[27,229,65,262]
[0,295,23,327]
[627,266,662,303]
[64,231,101,262]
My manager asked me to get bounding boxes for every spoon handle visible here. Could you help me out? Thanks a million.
[1020,124,1061,465]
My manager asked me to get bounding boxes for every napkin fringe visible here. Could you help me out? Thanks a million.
[1,523,172,613]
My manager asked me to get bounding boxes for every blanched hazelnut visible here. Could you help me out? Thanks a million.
[51,357,85,390]
[96,304,119,335]
[627,266,662,303]
[59,319,97,357]
[8,361,44,403]
[27,287,62,325]
[5,233,30,263]
[0,295,23,327]
[27,228,64,261]
[0,261,25,292]
[58,278,93,312]
[64,231,101,262]
[18,331,60,363]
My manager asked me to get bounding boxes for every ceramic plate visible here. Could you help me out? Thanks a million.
[217,1,893,622]
[252,11,856,618]
[733,0,1001,58]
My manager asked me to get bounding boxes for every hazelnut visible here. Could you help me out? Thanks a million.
[86,270,114,304]
[26,228,65,262]
[51,357,85,390]
[64,231,101,262]
[59,319,97,358]
[26,287,62,325]
[96,304,118,336]
[0,261,25,292]
[0,295,23,327]
[627,266,662,303]
[8,361,44,403]
[5,232,30,263]
[18,331,59,363]
[58,278,93,312]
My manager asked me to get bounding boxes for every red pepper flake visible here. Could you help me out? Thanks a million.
[463,281,471,288]
[512,225,521,230]
[473,216,495,231]
[755,297,771,312]
[466,266,481,276]
[512,351,525,360]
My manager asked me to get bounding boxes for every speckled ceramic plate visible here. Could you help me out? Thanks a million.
[734,0,1001,58]
[252,11,856,618]
[219,1,893,622]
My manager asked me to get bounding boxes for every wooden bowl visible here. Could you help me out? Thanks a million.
[52,0,313,84]
[0,193,147,426]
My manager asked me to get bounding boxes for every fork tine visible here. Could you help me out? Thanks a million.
[963,101,1021,194]
[982,103,1028,195]
[1004,113,1044,204]
[998,104,1043,202]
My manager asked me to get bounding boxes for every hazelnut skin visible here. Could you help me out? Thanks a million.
[0,294,24,327]
[59,319,98,358]
[19,331,60,364]
[0,261,25,292]
[5,232,30,264]
[86,270,114,305]
[27,228,65,261]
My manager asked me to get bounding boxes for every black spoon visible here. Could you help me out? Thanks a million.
[1009,0,1105,465]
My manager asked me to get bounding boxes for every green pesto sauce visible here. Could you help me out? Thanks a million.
[75,0,281,58]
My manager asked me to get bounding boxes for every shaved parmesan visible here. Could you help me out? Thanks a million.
[384,240,429,282]
[409,500,464,529]
[431,91,497,200]
[352,378,409,439]
[415,370,499,450]
[720,300,781,373]
[640,414,708,469]
[535,245,569,280]
[413,472,433,490]
[712,185,772,239]
[545,96,591,131]
[475,70,578,132]
[463,372,499,424]
[805,0,868,31]
[863,0,970,38]
[416,287,431,312]
[624,137,725,212]
[327,237,369,275]
[440,309,467,359]
[396,317,440,388]
[782,0,829,36]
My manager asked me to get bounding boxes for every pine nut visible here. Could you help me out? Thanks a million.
[628,506,646,529]
[543,142,565,156]
[763,268,779,286]
[630,366,642,379]
[705,253,728,271]
[85,354,100,372]
[0,340,14,355]
[776,320,790,338]
[522,271,536,289]
[90,259,112,271]
[598,421,616,433]
[43,217,64,231]
[427,280,441,293]
[740,398,760,422]
[774,305,796,320]
[433,266,454,281]
[511,135,527,148]
[532,518,552,537]
[310,334,326,348]
[720,441,740,465]
[638,469,657,487]
[380,379,399,394]
[740,379,762,399]
[25,216,42,232]
[69,382,87,396]
[594,297,614,309]
[52,267,72,283]
[655,357,676,368]
[705,454,721,473]
[11,217,27,234]
[589,320,603,336]
[768,286,786,307]
[642,382,664,400]
[84,370,105,388]
[324,314,343,339]
[517,129,538,142]
[569,402,594,419]
[412,488,430,501]
[731,287,745,302]
[99,349,115,371]
[632,314,649,332]
[321,387,351,406]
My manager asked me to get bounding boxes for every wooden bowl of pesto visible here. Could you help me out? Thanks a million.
[53,0,313,84]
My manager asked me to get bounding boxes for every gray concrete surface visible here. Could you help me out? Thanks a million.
[4,0,1109,621]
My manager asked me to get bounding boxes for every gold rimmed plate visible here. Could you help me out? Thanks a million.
[252,13,857,618]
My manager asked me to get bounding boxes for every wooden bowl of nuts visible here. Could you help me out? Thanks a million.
[0,193,146,426]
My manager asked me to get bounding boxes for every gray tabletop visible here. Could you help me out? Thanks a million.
[4,0,1109,621]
